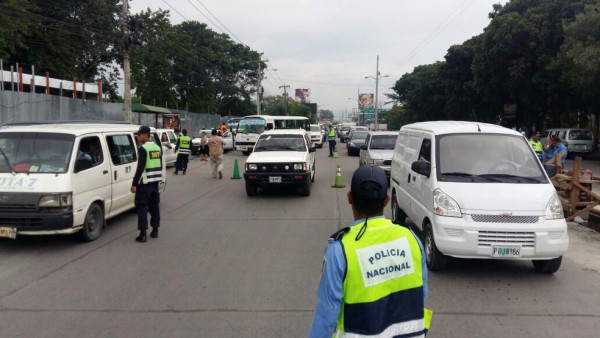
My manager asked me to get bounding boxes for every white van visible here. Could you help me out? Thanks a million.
[390,121,568,273]
[0,123,167,242]
[541,128,595,157]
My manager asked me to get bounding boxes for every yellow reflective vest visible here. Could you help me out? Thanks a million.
[529,139,543,153]
[140,142,163,184]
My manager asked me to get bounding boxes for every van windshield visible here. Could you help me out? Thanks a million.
[568,129,592,140]
[237,118,265,134]
[0,132,75,173]
[437,134,547,183]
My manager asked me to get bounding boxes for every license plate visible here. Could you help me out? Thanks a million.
[0,227,17,239]
[575,144,584,149]
[492,245,521,258]
[269,176,282,183]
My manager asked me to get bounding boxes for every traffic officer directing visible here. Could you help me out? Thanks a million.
[131,126,163,243]
[529,131,544,161]
[326,125,337,157]
[309,165,431,337]
[174,128,191,175]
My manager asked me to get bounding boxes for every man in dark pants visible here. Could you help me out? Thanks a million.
[174,129,191,175]
[326,125,337,157]
[131,126,163,243]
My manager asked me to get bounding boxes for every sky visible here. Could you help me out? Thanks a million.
[130,0,507,120]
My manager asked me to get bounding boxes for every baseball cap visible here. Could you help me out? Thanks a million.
[135,126,151,135]
[351,165,388,199]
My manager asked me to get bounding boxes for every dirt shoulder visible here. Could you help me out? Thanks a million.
[565,222,600,273]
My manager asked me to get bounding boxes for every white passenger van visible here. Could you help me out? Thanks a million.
[0,123,167,242]
[234,115,310,155]
[390,121,568,273]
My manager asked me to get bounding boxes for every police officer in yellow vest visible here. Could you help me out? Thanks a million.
[174,129,192,175]
[529,131,544,161]
[131,126,163,243]
[309,165,431,337]
[327,125,337,157]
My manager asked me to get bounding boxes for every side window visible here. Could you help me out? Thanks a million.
[418,138,432,163]
[167,131,177,143]
[106,134,137,165]
[558,131,566,140]
[76,136,103,169]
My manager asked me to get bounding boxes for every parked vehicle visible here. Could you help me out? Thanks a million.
[244,129,316,196]
[155,128,178,166]
[390,121,568,273]
[346,130,369,156]
[341,125,368,143]
[192,129,234,153]
[542,128,594,157]
[359,131,399,177]
[309,124,324,148]
[0,123,167,241]
[235,115,310,155]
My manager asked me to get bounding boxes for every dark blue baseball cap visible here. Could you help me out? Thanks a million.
[135,126,151,135]
[351,165,388,199]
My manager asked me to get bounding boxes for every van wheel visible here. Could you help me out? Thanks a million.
[299,179,311,196]
[423,223,447,271]
[79,203,104,242]
[391,193,406,225]
[245,182,258,196]
[532,256,562,274]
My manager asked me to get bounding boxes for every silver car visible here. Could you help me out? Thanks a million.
[359,131,399,177]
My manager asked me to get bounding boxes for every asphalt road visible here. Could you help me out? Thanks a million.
[1,144,599,337]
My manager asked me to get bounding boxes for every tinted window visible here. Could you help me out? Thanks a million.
[77,136,104,170]
[418,139,431,163]
[370,135,398,150]
[106,134,137,165]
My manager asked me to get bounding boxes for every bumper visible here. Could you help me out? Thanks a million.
[431,215,569,260]
[244,172,310,186]
[235,142,255,152]
[0,211,75,236]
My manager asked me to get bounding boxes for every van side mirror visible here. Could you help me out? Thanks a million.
[360,144,368,150]
[309,146,316,153]
[411,160,431,178]
[544,164,557,178]
[74,158,93,173]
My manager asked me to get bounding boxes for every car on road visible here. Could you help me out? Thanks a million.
[346,130,369,156]
[340,125,368,143]
[192,129,233,154]
[390,121,568,273]
[244,129,316,196]
[155,129,178,166]
[359,131,399,177]
[542,128,595,157]
[309,124,324,148]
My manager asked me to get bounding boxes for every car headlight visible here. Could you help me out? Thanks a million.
[370,159,384,165]
[433,189,462,217]
[349,142,356,147]
[293,163,306,171]
[39,193,72,212]
[546,192,563,220]
[247,163,258,171]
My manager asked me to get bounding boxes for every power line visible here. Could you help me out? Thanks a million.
[193,0,245,46]
[160,0,190,21]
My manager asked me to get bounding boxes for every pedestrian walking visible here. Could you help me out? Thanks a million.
[131,126,163,243]
[208,129,225,179]
[199,131,209,161]
[174,129,191,175]
[309,165,431,337]
[326,125,337,157]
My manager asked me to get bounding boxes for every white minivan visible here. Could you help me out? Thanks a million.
[390,121,568,273]
[0,123,167,242]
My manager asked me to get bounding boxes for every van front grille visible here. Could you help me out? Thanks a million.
[478,231,535,247]
[472,215,538,223]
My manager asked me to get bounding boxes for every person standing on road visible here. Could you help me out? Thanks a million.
[220,122,228,134]
[174,129,191,175]
[131,126,163,243]
[208,129,225,179]
[199,131,209,161]
[529,131,544,162]
[326,125,337,157]
[309,165,431,337]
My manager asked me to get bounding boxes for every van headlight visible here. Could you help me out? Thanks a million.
[293,163,306,171]
[247,163,258,171]
[546,192,563,220]
[39,193,72,212]
[433,189,461,217]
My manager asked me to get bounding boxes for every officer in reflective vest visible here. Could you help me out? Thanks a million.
[327,125,337,157]
[174,129,192,175]
[309,165,432,337]
[529,131,544,161]
[131,126,163,243]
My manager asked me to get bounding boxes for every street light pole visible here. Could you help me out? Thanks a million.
[256,55,268,116]
[365,56,389,130]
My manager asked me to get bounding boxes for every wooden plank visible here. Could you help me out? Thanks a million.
[569,157,582,215]
[566,204,597,222]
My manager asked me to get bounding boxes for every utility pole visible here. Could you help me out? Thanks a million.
[279,84,290,116]
[365,56,388,130]
[256,55,268,116]
[122,0,132,123]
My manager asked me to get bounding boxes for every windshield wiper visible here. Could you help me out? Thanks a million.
[0,148,15,173]
[479,174,542,183]
[441,172,502,182]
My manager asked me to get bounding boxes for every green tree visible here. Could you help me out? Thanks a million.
[319,109,334,120]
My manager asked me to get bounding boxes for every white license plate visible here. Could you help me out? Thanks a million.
[492,245,521,258]
[0,227,17,239]
[269,176,282,183]
[575,145,584,149]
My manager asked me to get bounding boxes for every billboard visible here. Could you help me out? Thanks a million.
[359,93,374,109]
[163,113,180,130]
[295,88,311,103]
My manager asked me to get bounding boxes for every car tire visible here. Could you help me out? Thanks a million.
[423,223,447,271]
[78,203,104,242]
[299,179,311,196]
[532,256,562,274]
[391,193,407,225]
[242,151,250,156]
[245,182,258,196]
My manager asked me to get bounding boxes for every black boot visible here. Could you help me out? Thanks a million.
[135,230,147,243]
[150,228,159,238]
[173,170,178,175]
[183,170,186,175]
